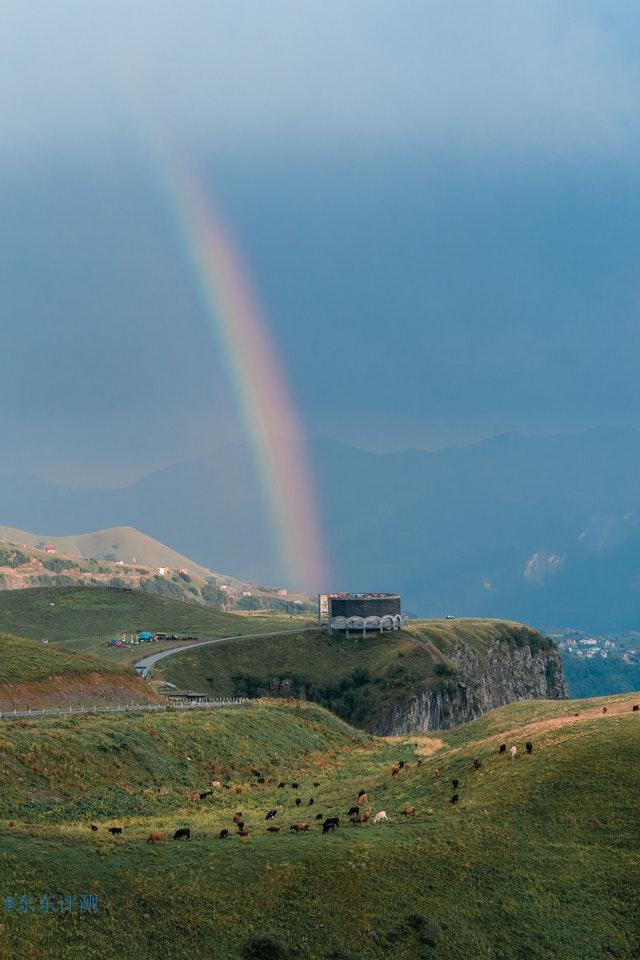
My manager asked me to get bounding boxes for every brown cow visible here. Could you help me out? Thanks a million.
[434,769,441,780]
[401,805,416,817]
[361,809,372,823]
[266,826,280,833]
[233,812,243,824]
[357,793,369,807]
[391,766,400,776]
[289,823,310,832]
[147,830,166,843]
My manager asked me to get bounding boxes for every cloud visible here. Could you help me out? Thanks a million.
[0,1,639,158]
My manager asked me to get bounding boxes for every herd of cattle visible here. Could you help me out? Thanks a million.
[95,738,540,843]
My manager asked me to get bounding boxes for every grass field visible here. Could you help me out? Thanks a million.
[155,618,559,728]
[0,587,309,664]
[0,694,638,960]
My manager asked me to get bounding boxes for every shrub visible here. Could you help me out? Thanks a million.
[242,932,290,960]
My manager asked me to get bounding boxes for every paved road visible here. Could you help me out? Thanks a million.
[134,626,318,677]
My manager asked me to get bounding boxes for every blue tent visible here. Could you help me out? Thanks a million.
[137,631,154,641]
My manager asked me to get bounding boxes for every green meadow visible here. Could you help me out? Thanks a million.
[0,695,638,960]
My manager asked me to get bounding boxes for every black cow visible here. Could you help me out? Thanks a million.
[277,782,286,788]
[357,790,367,798]
[295,798,302,807]
[322,821,337,834]
[398,761,406,769]
[90,824,98,831]
[473,758,482,770]
[257,777,265,784]
[265,810,278,821]
[315,813,324,820]
[308,798,314,806]
[633,705,639,712]
[108,827,122,835]
[452,778,459,790]
[499,744,507,754]
[251,769,261,778]
[236,821,245,831]
[347,806,359,816]
[173,828,191,840]
[291,782,299,789]
[218,829,229,839]
[450,794,459,804]
[525,742,533,754]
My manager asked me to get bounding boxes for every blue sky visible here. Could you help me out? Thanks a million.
[2,1,640,482]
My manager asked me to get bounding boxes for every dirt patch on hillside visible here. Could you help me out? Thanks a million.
[0,671,161,710]
[384,734,444,756]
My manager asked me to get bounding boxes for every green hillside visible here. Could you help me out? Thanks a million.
[0,694,638,960]
[155,618,560,728]
[0,586,306,662]
[0,524,222,581]
[0,631,159,710]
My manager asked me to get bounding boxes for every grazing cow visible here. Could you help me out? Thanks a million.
[236,821,245,831]
[278,782,286,788]
[324,817,340,827]
[266,826,280,833]
[602,707,608,714]
[452,779,459,790]
[265,810,278,821]
[401,805,416,817]
[238,828,250,837]
[147,830,166,843]
[210,781,222,789]
[434,769,441,780]
[198,790,213,800]
[308,798,314,806]
[349,816,362,825]
[233,812,243,824]
[315,813,324,820]
[291,782,299,789]
[90,824,98,831]
[361,809,371,823]
[347,806,360,816]
[499,744,507,754]
[391,766,400,777]
[173,828,191,840]
[357,793,368,807]
[108,827,122,835]
[218,829,229,839]
[372,811,388,824]
[257,777,265,784]
[290,823,310,833]
[473,758,482,770]
[525,742,533,754]
[509,746,517,759]
[398,761,406,769]
[450,794,459,804]
[633,705,639,712]
[322,821,337,834]
[190,792,201,802]
[295,798,302,807]
[313,781,320,788]
[251,769,261,778]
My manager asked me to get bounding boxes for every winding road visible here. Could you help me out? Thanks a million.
[134,626,318,678]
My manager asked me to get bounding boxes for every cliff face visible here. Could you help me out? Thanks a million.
[369,637,567,736]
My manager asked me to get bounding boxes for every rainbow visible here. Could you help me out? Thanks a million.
[159,156,328,593]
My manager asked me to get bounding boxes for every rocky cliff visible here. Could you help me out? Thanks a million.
[369,633,567,735]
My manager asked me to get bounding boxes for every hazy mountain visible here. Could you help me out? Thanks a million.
[3,426,640,630]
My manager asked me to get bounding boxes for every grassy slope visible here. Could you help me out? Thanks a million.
[0,525,221,582]
[0,694,638,960]
[0,633,123,684]
[156,618,555,724]
[0,587,307,663]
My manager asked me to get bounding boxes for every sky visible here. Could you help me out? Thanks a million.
[2,1,640,484]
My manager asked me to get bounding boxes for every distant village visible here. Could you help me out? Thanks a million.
[552,629,639,664]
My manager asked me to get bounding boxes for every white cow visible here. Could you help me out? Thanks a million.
[372,811,388,824]
[509,746,517,759]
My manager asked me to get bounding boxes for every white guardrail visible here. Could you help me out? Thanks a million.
[0,698,252,721]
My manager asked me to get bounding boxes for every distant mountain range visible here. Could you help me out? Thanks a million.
[3,427,640,630]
